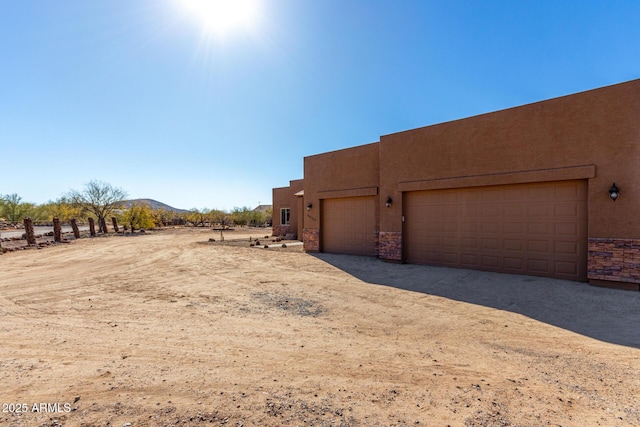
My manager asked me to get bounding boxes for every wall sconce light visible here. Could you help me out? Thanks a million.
[307,202,313,211]
[609,183,620,201]
[385,197,392,208]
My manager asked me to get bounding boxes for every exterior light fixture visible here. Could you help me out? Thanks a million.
[307,202,313,211]
[385,197,392,207]
[609,183,620,201]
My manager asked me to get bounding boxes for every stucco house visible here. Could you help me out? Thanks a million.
[273,79,640,290]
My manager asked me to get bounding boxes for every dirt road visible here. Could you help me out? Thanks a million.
[1,228,638,426]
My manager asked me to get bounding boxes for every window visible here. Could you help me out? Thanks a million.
[280,208,291,225]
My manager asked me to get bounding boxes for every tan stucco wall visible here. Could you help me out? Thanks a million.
[272,179,304,239]
[379,79,640,238]
[303,142,380,231]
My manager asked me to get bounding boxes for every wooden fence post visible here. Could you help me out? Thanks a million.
[88,218,96,237]
[70,218,81,239]
[23,218,36,245]
[53,217,62,243]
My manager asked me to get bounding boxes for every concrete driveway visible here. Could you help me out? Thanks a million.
[313,253,640,349]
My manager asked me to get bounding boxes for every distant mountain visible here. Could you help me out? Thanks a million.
[123,199,191,213]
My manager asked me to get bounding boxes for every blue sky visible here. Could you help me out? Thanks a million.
[2,0,639,211]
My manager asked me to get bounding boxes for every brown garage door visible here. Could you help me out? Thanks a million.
[322,196,376,256]
[404,180,588,281]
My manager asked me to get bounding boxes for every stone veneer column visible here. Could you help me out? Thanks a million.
[378,231,402,261]
[303,229,320,252]
[588,238,640,290]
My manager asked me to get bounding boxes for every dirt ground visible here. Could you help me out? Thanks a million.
[0,227,638,426]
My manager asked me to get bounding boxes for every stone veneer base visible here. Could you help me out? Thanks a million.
[303,228,320,252]
[588,238,640,290]
[378,231,402,261]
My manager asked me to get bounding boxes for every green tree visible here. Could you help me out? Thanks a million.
[230,206,251,227]
[208,209,229,228]
[250,210,266,227]
[187,208,209,227]
[38,197,83,223]
[1,193,29,223]
[67,180,127,232]
[150,208,173,227]
[264,207,273,226]
[121,203,155,232]
[231,206,267,227]
[21,202,42,222]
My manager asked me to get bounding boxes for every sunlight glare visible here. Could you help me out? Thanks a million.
[180,0,259,37]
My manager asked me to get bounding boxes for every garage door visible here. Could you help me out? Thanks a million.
[404,180,588,281]
[322,196,376,256]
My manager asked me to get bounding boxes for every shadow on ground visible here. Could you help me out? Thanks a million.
[312,253,640,349]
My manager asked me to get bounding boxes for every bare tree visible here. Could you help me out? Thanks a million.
[68,180,127,233]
